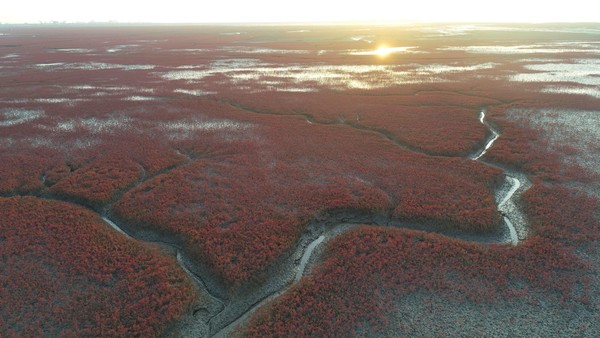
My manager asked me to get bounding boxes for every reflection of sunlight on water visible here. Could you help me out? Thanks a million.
[124,96,157,101]
[175,65,203,69]
[0,109,45,126]
[439,43,600,54]
[174,89,215,96]
[0,98,88,105]
[423,25,600,37]
[161,61,498,90]
[5,115,130,149]
[35,62,155,71]
[56,121,76,131]
[220,46,309,54]
[511,59,600,86]
[171,49,210,54]
[26,137,100,149]
[106,44,140,53]
[70,85,98,90]
[160,118,255,140]
[420,25,475,36]
[38,116,132,134]
[515,58,564,63]
[275,87,318,93]
[32,98,67,103]
[79,117,132,133]
[162,69,214,80]
[213,58,267,68]
[161,119,251,131]
[416,63,497,73]
[350,36,374,43]
[66,85,155,100]
[35,98,86,104]
[50,48,94,53]
[348,46,420,56]
[541,86,600,99]
[36,62,65,68]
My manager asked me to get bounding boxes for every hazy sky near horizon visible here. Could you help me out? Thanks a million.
[1,0,599,24]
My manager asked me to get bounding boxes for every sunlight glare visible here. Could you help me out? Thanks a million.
[376,45,391,57]
[348,46,418,57]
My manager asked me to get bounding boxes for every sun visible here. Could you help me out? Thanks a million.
[375,45,391,57]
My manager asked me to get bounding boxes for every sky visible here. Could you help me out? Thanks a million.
[1,0,599,24]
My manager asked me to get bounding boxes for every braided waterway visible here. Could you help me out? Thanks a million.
[89,108,530,337]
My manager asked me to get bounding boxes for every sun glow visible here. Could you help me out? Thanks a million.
[375,45,391,57]
[348,46,419,57]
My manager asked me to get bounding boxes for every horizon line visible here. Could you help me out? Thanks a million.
[2,20,600,26]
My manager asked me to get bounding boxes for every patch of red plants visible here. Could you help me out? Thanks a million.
[483,105,568,180]
[0,196,195,337]
[113,102,503,287]
[214,89,496,156]
[0,147,64,195]
[242,181,599,336]
[50,155,141,206]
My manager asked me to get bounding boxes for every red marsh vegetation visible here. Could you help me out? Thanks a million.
[242,182,599,336]
[0,23,598,336]
[0,197,196,336]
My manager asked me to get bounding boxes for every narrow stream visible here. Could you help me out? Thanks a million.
[101,216,131,238]
[214,233,331,337]
[214,283,288,337]
[295,235,325,282]
[472,110,500,161]
[503,217,519,246]
[499,176,521,209]
[499,176,521,245]
[472,110,526,246]
[176,251,226,322]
